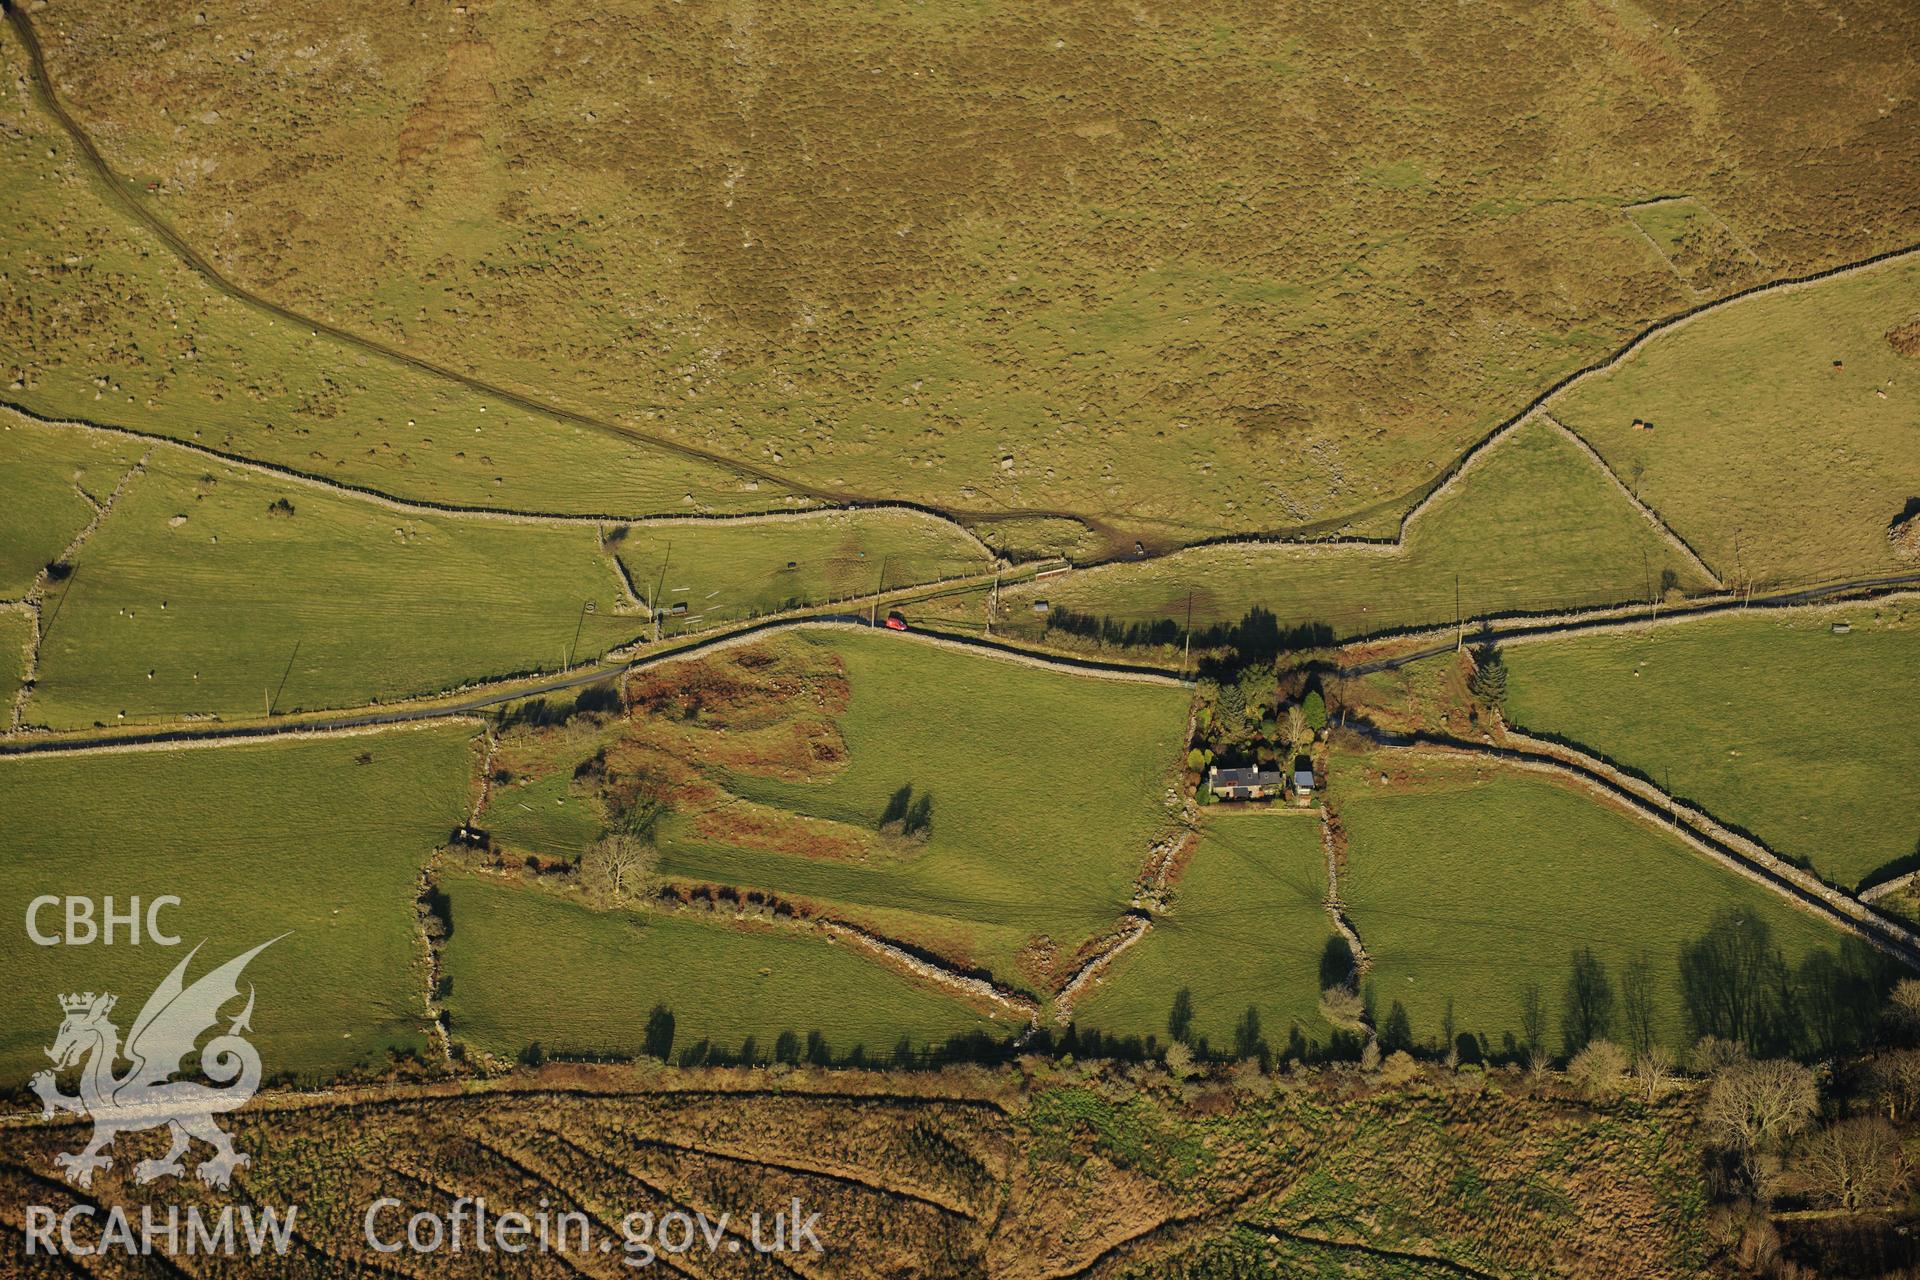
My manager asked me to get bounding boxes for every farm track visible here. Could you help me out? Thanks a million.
[8,0,1920,567]
[6,573,1911,761]
[0,402,1005,563]
[1337,578,1920,677]
[1250,1224,1510,1280]
[2,0,1101,541]
[0,615,1187,758]
[1350,727,1920,968]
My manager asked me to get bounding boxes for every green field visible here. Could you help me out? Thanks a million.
[1333,753,1855,1054]
[0,607,29,702]
[484,767,604,861]
[25,447,653,728]
[614,509,991,634]
[0,726,473,1079]
[656,630,1189,987]
[996,417,1715,640]
[0,416,141,596]
[1073,814,1334,1052]
[1504,604,1920,890]
[1552,255,1920,584]
[439,874,998,1062]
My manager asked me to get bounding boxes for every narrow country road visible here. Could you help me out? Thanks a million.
[5,570,1912,760]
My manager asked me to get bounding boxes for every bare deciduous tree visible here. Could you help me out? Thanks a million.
[1798,1116,1907,1211]
[581,833,653,905]
[1868,1048,1920,1124]
[1886,979,1920,1045]
[1633,1046,1677,1103]
[1318,985,1367,1032]
[1285,704,1310,761]
[1619,954,1657,1058]
[1567,1039,1628,1099]
[1702,1058,1819,1196]
[1519,982,1547,1057]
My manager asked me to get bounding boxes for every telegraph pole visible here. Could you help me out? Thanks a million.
[568,599,593,668]
[1184,591,1193,673]
[652,541,672,642]
[1454,575,1463,652]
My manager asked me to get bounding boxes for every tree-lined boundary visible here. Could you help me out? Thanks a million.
[1350,731,1920,969]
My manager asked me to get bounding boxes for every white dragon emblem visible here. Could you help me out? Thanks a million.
[29,937,280,1190]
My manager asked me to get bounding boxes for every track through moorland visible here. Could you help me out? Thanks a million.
[0,0,1100,541]
[8,0,1920,563]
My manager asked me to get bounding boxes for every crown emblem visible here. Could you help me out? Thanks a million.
[60,992,114,1015]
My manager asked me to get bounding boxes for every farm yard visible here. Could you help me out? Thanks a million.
[1072,814,1334,1055]
[1503,602,1920,892]
[1328,750,1879,1056]
[439,874,999,1064]
[994,416,1716,643]
[0,725,473,1079]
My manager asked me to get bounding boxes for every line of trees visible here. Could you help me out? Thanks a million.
[503,913,1897,1083]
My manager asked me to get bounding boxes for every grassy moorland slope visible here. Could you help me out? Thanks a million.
[0,30,789,519]
[1552,255,1920,584]
[994,417,1715,641]
[24,1,1920,539]
[0,725,472,1078]
[1504,603,1920,890]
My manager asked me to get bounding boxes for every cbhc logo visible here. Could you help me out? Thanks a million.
[26,895,181,946]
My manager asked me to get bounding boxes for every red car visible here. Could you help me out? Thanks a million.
[883,612,909,631]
